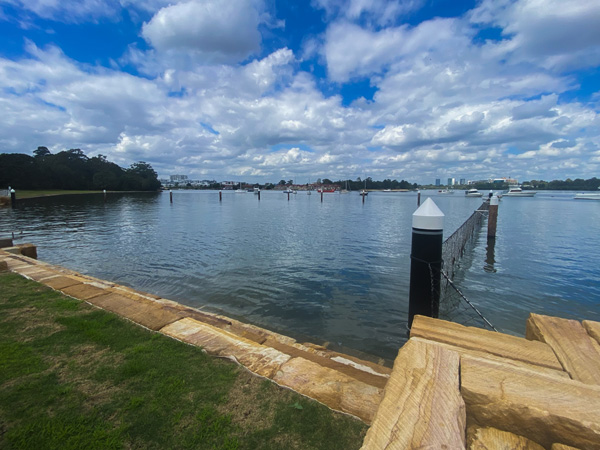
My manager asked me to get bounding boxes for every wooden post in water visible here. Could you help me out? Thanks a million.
[408,198,444,329]
[487,195,499,239]
[219,190,222,202]
[103,189,107,203]
[287,192,290,201]
[169,190,173,203]
[320,191,323,202]
[417,190,421,206]
[10,189,16,208]
[257,190,261,200]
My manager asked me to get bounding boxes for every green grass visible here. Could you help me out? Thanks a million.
[0,273,367,449]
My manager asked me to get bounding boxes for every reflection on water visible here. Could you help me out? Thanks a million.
[1,190,599,360]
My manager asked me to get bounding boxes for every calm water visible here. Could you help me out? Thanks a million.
[1,190,599,361]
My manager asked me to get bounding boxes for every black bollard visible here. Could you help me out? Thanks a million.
[320,191,323,202]
[10,189,16,208]
[219,191,222,201]
[169,190,173,203]
[287,192,290,201]
[487,195,499,239]
[408,198,444,329]
[417,190,421,206]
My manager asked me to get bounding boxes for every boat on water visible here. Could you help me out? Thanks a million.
[235,182,246,193]
[317,188,336,193]
[438,189,455,194]
[574,187,600,200]
[340,180,350,194]
[253,187,260,195]
[504,186,536,197]
[465,188,482,197]
[283,188,294,194]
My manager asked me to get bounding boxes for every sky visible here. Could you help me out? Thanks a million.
[0,0,599,184]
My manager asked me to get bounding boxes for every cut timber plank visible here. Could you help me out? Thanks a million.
[468,426,544,450]
[274,357,382,425]
[526,313,600,385]
[410,315,562,371]
[361,339,465,449]
[461,354,600,449]
[583,320,600,346]
[161,318,291,379]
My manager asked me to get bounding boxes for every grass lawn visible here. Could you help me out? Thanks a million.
[0,272,367,449]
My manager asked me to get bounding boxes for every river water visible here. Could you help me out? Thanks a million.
[1,189,598,361]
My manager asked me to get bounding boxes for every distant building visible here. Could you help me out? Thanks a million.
[459,178,466,185]
[435,178,441,186]
[170,175,188,182]
[447,178,455,186]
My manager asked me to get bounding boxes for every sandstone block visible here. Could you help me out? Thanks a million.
[361,339,465,449]
[551,444,581,450]
[161,318,291,379]
[410,315,562,370]
[16,243,37,259]
[44,276,81,290]
[0,260,7,272]
[0,238,13,248]
[468,426,544,450]
[583,320,600,346]
[461,354,600,449]
[274,356,382,424]
[526,313,600,384]
[89,293,180,331]
[60,283,107,300]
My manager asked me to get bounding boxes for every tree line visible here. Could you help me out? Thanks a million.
[0,147,161,191]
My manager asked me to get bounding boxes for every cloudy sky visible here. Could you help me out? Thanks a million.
[1,0,599,183]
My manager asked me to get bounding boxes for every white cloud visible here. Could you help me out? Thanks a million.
[313,0,424,26]
[1,0,122,23]
[142,0,263,64]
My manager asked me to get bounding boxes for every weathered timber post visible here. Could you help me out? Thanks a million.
[10,189,16,208]
[417,190,421,206]
[287,192,290,201]
[169,190,173,203]
[219,191,222,202]
[408,198,444,329]
[257,189,261,200]
[320,191,323,202]
[487,195,499,239]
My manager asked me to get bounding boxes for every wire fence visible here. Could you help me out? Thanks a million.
[437,200,497,331]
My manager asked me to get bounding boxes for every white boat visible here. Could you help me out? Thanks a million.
[574,187,600,200]
[340,180,350,194]
[438,189,454,194]
[283,188,294,194]
[465,188,482,197]
[253,187,260,195]
[504,186,536,197]
[235,182,245,193]
[360,179,368,196]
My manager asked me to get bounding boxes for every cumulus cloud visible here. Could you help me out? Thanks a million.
[313,0,424,26]
[142,0,263,64]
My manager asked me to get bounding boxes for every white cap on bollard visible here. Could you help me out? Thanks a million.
[490,195,499,206]
[412,197,444,230]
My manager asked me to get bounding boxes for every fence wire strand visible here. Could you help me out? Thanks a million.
[435,200,497,331]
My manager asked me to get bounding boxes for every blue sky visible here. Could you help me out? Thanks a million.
[1,0,599,183]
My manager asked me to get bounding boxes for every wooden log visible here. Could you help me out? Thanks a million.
[526,313,600,384]
[461,354,600,449]
[361,339,465,449]
[410,315,562,370]
[468,426,544,450]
